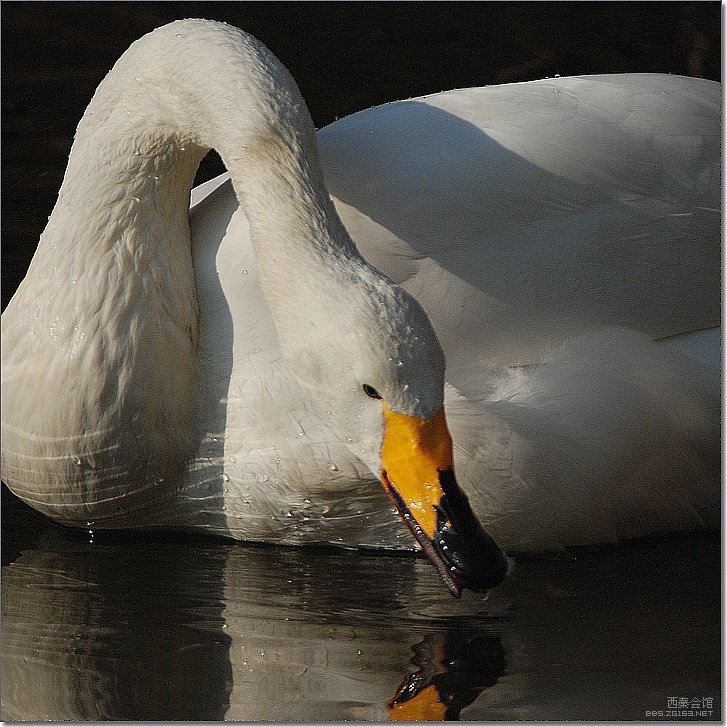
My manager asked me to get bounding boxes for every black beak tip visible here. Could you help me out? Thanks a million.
[383,468,508,597]
[434,523,508,595]
[434,469,508,595]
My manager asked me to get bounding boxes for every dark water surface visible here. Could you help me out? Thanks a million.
[1,491,721,721]
[1,3,721,721]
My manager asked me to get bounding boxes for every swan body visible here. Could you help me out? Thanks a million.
[1,20,720,563]
[323,71,722,550]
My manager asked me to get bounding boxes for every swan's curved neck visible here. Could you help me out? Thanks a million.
[9,20,362,491]
[48,19,350,305]
[14,25,373,471]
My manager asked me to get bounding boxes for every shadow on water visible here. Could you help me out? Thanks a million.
[1,491,720,721]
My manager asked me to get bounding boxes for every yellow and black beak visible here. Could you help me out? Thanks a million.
[380,403,507,597]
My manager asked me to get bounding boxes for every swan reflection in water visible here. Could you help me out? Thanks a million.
[1,495,720,721]
[1,504,508,721]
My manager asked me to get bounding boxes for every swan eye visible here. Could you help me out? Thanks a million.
[362,384,382,400]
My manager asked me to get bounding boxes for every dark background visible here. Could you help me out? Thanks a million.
[1,1,720,309]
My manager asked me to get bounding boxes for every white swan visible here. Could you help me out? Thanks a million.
[0,20,719,591]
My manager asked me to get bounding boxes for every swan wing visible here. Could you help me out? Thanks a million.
[316,73,721,368]
[315,73,721,548]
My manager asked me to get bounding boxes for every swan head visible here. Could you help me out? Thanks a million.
[274,258,507,596]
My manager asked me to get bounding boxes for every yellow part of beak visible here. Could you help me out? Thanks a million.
[388,683,448,721]
[379,401,507,597]
[380,402,453,540]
